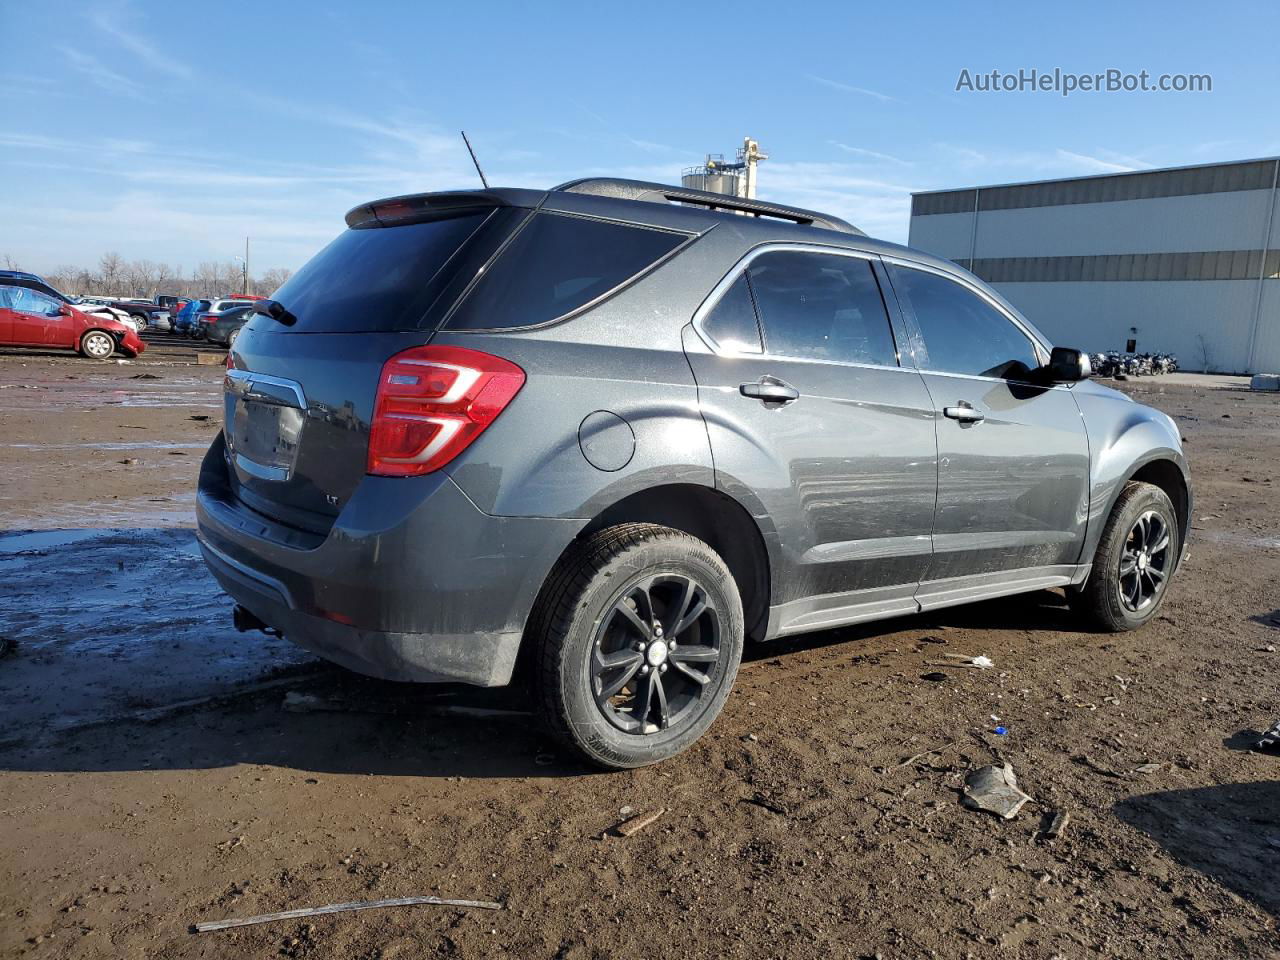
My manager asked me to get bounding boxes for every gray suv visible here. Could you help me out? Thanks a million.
[197,178,1191,769]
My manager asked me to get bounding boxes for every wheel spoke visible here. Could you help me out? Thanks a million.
[665,577,696,636]
[1150,532,1170,555]
[673,597,708,638]
[613,602,651,641]
[632,671,661,728]
[671,658,710,686]
[651,673,670,729]
[669,644,718,663]
[1119,555,1138,577]
[597,653,643,700]
[630,580,656,632]
[1147,565,1166,583]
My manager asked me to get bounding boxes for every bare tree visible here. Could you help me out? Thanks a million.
[1197,333,1214,373]
[98,252,124,293]
[255,267,292,296]
[1,253,20,271]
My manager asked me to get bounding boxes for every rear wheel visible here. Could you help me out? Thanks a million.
[532,523,744,769]
[80,330,115,360]
[227,328,240,348]
[1069,481,1179,631]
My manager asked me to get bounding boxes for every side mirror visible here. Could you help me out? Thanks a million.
[1046,346,1091,383]
[58,303,73,316]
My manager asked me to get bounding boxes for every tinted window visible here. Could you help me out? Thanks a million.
[447,212,687,330]
[888,266,1040,379]
[6,286,60,315]
[747,251,897,366]
[271,211,492,333]
[700,273,762,353]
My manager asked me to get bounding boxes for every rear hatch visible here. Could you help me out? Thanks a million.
[223,199,528,534]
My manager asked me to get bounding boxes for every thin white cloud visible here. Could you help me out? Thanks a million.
[90,2,193,79]
[830,141,909,165]
[57,46,147,100]
[807,74,898,103]
[1054,149,1141,174]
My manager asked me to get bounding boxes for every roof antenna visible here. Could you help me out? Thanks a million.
[460,130,489,189]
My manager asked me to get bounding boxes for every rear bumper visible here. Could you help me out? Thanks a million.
[195,433,582,686]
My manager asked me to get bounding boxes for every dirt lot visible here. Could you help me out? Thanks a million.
[1,340,1278,959]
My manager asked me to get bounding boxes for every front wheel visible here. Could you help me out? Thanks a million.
[1069,481,1180,631]
[80,330,115,360]
[532,523,744,769]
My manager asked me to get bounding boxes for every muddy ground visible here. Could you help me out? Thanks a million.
[1,338,1277,959]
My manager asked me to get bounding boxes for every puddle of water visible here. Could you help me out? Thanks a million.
[0,529,116,554]
[4,493,198,530]
[2,442,207,451]
[1194,529,1280,550]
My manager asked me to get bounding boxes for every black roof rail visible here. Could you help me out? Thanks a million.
[552,178,864,236]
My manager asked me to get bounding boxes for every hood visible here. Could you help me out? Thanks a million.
[1072,378,1134,403]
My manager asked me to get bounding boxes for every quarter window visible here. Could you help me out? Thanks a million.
[746,251,897,366]
[447,212,688,330]
[888,266,1040,379]
[700,273,762,353]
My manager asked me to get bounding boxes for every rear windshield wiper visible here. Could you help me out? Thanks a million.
[251,299,297,327]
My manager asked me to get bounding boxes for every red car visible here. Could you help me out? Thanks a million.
[0,283,146,359]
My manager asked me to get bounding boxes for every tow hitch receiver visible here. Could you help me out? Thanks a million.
[233,604,281,637]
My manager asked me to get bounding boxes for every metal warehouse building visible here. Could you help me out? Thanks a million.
[908,157,1280,373]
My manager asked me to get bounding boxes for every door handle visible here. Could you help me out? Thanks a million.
[943,402,985,423]
[740,377,799,405]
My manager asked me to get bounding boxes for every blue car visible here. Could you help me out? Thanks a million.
[173,299,210,336]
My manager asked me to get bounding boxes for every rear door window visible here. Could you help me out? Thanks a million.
[269,210,495,333]
[446,212,689,330]
[887,265,1040,380]
[747,251,898,366]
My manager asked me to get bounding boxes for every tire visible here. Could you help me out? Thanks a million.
[80,330,115,360]
[130,314,147,333]
[1069,481,1180,631]
[532,523,744,770]
[227,328,240,348]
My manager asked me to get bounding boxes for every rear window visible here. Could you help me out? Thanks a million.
[446,212,689,331]
[270,210,494,333]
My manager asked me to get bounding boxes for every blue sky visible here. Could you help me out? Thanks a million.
[2,0,1277,276]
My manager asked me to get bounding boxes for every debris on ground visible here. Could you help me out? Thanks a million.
[931,654,994,670]
[920,671,949,682]
[192,895,503,933]
[961,763,1033,819]
[1041,809,1071,841]
[1133,762,1163,774]
[1072,754,1126,779]
[1256,719,1280,754]
[282,691,327,713]
[741,794,788,816]
[898,740,956,767]
[611,808,665,837]
[118,457,139,466]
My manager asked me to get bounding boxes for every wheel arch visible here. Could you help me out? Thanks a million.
[1124,456,1191,557]
[515,483,772,688]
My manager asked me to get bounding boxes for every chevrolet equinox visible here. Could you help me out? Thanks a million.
[197,178,1191,768]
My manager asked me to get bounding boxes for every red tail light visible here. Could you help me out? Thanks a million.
[367,345,525,477]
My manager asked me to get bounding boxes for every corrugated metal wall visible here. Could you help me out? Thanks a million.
[907,159,1280,373]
